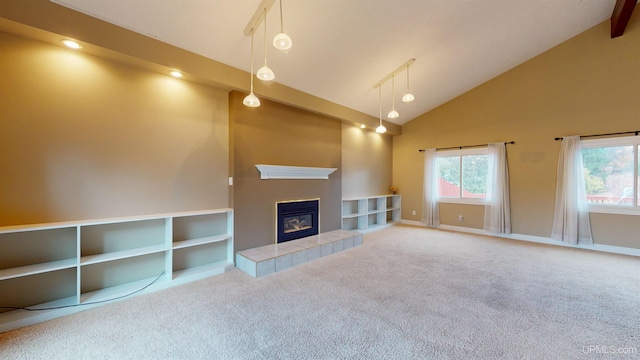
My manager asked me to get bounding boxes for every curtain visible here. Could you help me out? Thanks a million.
[551,136,593,245]
[484,142,511,234]
[422,148,440,227]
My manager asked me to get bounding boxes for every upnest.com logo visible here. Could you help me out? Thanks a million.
[583,345,638,355]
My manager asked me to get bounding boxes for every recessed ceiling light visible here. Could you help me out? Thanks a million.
[170,70,183,78]
[62,40,82,49]
[360,124,366,129]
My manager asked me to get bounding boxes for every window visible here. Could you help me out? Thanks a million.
[436,148,488,203]
[581,136,640,213]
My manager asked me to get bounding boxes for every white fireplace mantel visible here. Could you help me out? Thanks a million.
[255,165,337,180]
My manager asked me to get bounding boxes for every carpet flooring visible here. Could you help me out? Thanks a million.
[1,225,639,359]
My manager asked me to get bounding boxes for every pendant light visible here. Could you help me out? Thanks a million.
[256,9,275,81]
[402,65,415,103]
[387,75,399,119]
[376,86,387,134]
[243,31,261,107]
[273,0,292,51]
[371,58,414,130]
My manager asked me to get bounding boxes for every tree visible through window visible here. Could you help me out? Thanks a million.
[436,149,488,201]
[581,137,639,208]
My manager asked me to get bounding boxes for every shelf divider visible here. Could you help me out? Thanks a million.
[0,259,77,281]
[80,244,168,266]
[172,234,231,250]
[0,208,234,333]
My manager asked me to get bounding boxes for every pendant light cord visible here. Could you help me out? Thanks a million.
[391,76,396,109]
[279,0,285,32]
[263,9,268,65]
[250,32,255,91]
[378,86,382,126]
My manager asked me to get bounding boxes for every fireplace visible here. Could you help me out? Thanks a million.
[276,199,319,243]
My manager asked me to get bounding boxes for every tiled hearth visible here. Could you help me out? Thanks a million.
[235,230,363,277]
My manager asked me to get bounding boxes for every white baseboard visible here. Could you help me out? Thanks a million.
[400,220,640,257]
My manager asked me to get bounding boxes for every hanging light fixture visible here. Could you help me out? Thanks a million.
[376,86,387,134]
[387,75,399,119]
[256,9,275,81]
[402,64,415,103]
[243,31,261,107]
[273,0,292,51]
[372,59,415,128]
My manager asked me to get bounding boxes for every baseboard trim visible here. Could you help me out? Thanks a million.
[400,220,640,257]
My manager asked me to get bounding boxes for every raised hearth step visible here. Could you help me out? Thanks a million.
[235,230,363,277]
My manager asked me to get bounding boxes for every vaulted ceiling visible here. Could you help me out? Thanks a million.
[51,0,629,125]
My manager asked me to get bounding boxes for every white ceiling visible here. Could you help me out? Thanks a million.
[52,0,617,125]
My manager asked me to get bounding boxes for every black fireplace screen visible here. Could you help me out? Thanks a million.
[277,200,319,243]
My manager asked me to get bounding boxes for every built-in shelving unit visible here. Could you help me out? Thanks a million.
[341,195,401,232]
[0,209,233,333]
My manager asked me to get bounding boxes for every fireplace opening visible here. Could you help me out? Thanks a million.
[276,199,319,243]
[284,214,312,233]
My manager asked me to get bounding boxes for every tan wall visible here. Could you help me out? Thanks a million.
[439,203,485,229]
[394,13,640,248]
[0,24,394,249]
[230,92,342,252]
[0,32,229,225]
[0,1,401,136]
[590,213,640,248]
[341,124,393,198]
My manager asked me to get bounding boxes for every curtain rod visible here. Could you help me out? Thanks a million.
[418,141,515,152]
[554,130,640,141]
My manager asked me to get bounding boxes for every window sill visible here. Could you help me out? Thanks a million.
[437,198,486,206]
[588,206,640,216]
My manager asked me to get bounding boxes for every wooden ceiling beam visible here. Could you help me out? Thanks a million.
[611,0,637,38]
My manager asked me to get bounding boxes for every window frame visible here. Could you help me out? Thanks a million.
[435,147,489,205]
[581,136,640,216]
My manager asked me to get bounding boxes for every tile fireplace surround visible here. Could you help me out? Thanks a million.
[236,230,363,277]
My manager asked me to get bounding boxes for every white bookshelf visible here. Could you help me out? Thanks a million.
[341,195,401,232]
[0,209,233,333]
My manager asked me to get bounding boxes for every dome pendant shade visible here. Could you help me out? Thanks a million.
[273,32,292,50]
[376,86,386,134]
[244,31,260,108]
[257,65,275,81]
[273,0,292,51]
[402,92,415,103]
[387,75,399,119]
[258,9,275,81]
[243,91,261,107]
[402,64,414,102]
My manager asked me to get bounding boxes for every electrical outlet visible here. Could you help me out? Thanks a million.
[412,210,416,215]
[458,215,464,221]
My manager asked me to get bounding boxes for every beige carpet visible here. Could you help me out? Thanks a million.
[1,225,639,359]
